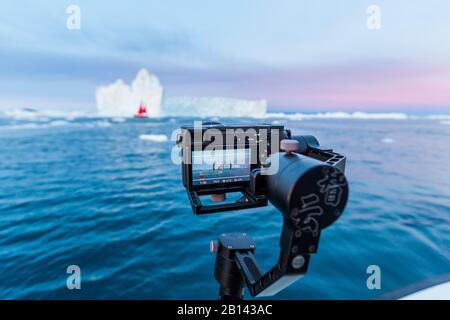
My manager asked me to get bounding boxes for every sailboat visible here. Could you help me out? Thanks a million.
[134,101,148,118]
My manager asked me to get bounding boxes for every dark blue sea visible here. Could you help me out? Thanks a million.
[0,113,449,299]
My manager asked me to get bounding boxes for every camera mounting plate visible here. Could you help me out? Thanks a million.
[187,187,267,215]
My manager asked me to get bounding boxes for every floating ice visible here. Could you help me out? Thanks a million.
[0,108,86,122]
[139,134,168,142]
[0,120,74,130]
[265,111,408,120]
[96,121,112,127]
[111,117,126,123]
[0,123,42,130]
[426,114,450,120]
[2,106,448,123]
[382,138,395,144]
[96,69,163,118]
[163,96,267,118]
[48,120,71,127]
[1,108,43,120]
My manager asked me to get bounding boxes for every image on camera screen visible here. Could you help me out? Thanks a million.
[192,148,251,186]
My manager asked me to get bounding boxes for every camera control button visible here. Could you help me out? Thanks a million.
[281,139,299,154]
[291,255,305,269]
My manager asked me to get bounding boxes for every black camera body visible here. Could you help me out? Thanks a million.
[177,122,347,217]
[178,123,291,214]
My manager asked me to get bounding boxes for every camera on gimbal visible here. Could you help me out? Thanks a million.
[176,121,349,299]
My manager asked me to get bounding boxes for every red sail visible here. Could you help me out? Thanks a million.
[137,104,147,115]
[135,101,149,118]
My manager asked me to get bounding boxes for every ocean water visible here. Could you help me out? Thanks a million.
[0,114,449,299]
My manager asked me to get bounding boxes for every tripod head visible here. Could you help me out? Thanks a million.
[177,122,349,299]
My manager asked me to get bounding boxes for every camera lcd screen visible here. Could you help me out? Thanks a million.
[192,148,251,186]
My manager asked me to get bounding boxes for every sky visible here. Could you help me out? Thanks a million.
[1,0,450,113]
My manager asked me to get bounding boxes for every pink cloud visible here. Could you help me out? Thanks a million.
[161,61,450,111]
[250,63,450,110]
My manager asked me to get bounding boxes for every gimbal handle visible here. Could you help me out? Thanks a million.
[214,225,320,299]
[248,223,320,297]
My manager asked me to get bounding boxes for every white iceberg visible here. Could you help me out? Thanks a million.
[96,69,163,118]
[381,137,395,144]
[163,96,267,118]
[95,69,267,118]
[139,134,168,142]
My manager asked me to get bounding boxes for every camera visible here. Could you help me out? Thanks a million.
[177,121,349,299]
[177,121,347,219]
[177,122,290,214]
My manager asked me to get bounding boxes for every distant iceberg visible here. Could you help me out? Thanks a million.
[96,69,163,118]
[95,69,267,118]
[89,69,449,121]
[139,134,168,142]
[0,107,87,121]
[163,96,267,118]
[265,111,409,120]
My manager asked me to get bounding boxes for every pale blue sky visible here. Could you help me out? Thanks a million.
[1,1,450,112]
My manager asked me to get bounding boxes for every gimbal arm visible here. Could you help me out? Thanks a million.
[214,137,348,299]
[243,223,321,297]
[214,220,320,299]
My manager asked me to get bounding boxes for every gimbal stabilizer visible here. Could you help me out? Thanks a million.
[211,137,349,299]
[178,123,349,299]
